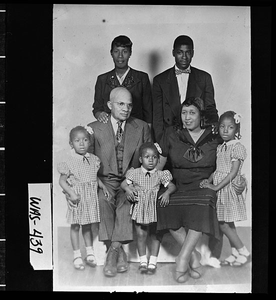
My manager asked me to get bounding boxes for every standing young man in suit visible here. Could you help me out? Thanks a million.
[92,35,152,129]
[152,35,219,142]
[88,86,151,277]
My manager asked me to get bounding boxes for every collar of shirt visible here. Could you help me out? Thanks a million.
[220,139,240,150]
[223,139,240,147]
[140,166,157,175]
[70,148,90,160]
[116,67,130,85]
[110,115,126,133]
[175,64,191,74]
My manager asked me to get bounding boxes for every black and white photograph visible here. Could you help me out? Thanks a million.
[52,5,252,292]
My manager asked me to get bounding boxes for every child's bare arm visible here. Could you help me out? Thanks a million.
[97,178,109,198]
[59,174,80,202]
[206,160,241,192]
[200,172,214,188]
[158,181,177,207]
[121,179,137,202]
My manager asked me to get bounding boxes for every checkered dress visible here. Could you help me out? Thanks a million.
[214,140,247,222]
[126,167,173,224]
[57,151,101,225]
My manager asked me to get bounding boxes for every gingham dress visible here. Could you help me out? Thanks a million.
[214,140,247,222]
[126,167,173,224]
[57,150,101,225]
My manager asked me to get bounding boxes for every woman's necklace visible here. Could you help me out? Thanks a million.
[189,129,205,143]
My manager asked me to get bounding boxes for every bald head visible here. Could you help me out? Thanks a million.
[109,86,132,103]
[108,87,133,121]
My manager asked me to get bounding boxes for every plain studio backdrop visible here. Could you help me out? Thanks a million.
[53,5,251,231]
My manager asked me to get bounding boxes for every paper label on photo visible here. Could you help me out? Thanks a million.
[28,183,53,270]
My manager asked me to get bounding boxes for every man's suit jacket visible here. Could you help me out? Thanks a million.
[152,66,218,142]
[87,117,151,183]
[92,68,152,123]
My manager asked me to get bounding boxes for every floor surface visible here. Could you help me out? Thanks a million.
[54,226,251,292]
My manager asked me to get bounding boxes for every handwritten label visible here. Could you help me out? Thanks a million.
[28,184,52,270]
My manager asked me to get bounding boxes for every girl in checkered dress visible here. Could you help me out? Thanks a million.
[200,111,250,267]
[57,126,109,270]
[121,142,176,274]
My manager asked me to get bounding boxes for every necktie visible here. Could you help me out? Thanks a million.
[116,121,123,143]
[221,142,227,151]
[145,172,151,177]
[83,156,90,165]
[175,68,191,75]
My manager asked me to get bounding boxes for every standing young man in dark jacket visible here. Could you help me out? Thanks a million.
[152,35,218,142]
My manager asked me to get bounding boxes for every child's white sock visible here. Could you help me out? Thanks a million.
[232,247,239,257]
[86,246,94,255]
[73,249,85,269]
[73,249,82,259]
[149,255,158,266]
[237,246,250,256]
[231,246,250,265]
[86,246,96,263]
[139,255,148,264]
[223,248,238,264]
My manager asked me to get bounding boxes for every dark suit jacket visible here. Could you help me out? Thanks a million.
[87,117,151,183]
[92,68,153,123]
[152,66,218,142]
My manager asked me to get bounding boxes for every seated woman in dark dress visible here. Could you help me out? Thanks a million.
[156,97,222,283]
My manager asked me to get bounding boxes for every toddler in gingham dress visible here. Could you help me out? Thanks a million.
[121,142,176,274]
[200,111,250,267]
[57,125,109,270]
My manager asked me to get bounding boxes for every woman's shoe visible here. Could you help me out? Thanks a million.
[189,265,201,279]
[189,250,202,278]
[138,262,148,274]
[175,268,190,283]
[73,257,85,270]
[147,263,157,275]
[84,254,97,268]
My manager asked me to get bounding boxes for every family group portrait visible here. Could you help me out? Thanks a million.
[53,5,252,292]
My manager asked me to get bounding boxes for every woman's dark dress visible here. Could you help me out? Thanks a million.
[157,126,221,241]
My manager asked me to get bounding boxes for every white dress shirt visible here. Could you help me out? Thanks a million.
[116,67,130,85]
[175,65,191,103]
[110,115,126,135]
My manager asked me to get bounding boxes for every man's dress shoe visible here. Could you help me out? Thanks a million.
[103,246,119,277]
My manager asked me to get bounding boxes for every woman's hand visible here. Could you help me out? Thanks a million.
[232,175,246,195]
[158,191,170,207]
[200,179,209,188]
[97,111,109,123]
[200,182,217,191]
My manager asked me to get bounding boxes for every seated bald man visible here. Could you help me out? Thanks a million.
[88,86,152,277]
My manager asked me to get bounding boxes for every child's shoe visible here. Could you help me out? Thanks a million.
[73,249,85,270]
[147,255,157,275]
[232,246,251,267]
[221,247,239,266]
[73,257,85,270]
[85,246,97,267]
[138,261,148,274]
[138,255,148,274]
[147,263,157,275]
